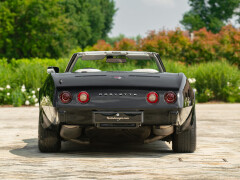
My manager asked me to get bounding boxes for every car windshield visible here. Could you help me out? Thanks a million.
[72,55,160,72]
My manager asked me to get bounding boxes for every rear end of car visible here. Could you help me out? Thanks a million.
[38,51,196,153]
[57,87,180,128]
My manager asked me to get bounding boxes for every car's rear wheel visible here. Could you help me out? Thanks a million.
[38,112,61,152]
[172,108,196,153]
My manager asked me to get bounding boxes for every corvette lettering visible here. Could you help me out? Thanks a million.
[99,93,138,96]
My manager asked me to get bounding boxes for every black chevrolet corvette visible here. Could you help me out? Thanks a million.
[39,51,196,153]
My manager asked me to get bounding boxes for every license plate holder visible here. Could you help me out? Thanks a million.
[93,111,143,125]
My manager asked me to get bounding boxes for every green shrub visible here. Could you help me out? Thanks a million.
[163,60,240,103]
[11,87,24,107]
[192,61,240,102]
[0,58,67,106]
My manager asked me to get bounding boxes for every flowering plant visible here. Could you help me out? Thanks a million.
[0,84,40,107]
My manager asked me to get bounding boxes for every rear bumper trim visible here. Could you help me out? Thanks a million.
[98,123,138,128]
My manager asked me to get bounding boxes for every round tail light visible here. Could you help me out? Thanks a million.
[59,91,72,104]
[78,91,90,103]
[146,92,159,103]
[164,91,177,104]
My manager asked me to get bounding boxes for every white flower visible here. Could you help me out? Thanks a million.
[6,85,11,89]
[35,103,39,107]
[227,82,231,86]
[188,78,196,84]
[32,95,36,98]
[34,98,38,102]
[28,96,31,99]
[193,88,197,93]
[25,100,30,105]
[238,86,240,90]
[37,88,40,91]
[7,92,10,96]
[21,86,26,92]
[32,90,35,94]
[0,87,4,91]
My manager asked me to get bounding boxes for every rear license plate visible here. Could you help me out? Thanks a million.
[93,112,143,124]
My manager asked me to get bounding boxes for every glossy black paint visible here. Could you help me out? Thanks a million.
[39,75,56,106]
[52,72,183,89]
[39,75,59,128]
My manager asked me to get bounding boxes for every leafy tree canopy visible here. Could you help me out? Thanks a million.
[181,0,240,33]
[0,0,116,59]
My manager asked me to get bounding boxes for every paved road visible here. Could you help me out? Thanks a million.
[0,104,239,179]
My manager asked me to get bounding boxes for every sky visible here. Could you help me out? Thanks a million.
[109,0,191,37]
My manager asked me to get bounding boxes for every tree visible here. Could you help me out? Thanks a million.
[0,0,116,58]
[181,0,240,33]
[100,0,117,39]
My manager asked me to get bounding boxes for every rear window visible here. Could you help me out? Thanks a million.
[72,56,159,72]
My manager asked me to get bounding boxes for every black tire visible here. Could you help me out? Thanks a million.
[38,113,61,152]
[172,108,197,153]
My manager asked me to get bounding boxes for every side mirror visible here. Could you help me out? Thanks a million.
[47,66,59,74]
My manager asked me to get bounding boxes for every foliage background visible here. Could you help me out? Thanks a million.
[0,0,116,59]
[0,1,239,106]
[93,25,240,67]
[180,0,240,33]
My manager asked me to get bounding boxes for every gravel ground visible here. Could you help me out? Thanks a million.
[0,104,239,179]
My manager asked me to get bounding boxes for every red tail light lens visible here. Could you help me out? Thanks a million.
[146,92,159,103]
[78,91,90,103]
[164,91,177,104]
[59,91,72,104]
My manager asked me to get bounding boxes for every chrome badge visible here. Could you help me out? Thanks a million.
[113,76,122,80]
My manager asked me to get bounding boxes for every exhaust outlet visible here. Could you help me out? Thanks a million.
[60,125,82,140]
[153,125,174,136]
[144,125,174,144]
[60,125,90,145]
